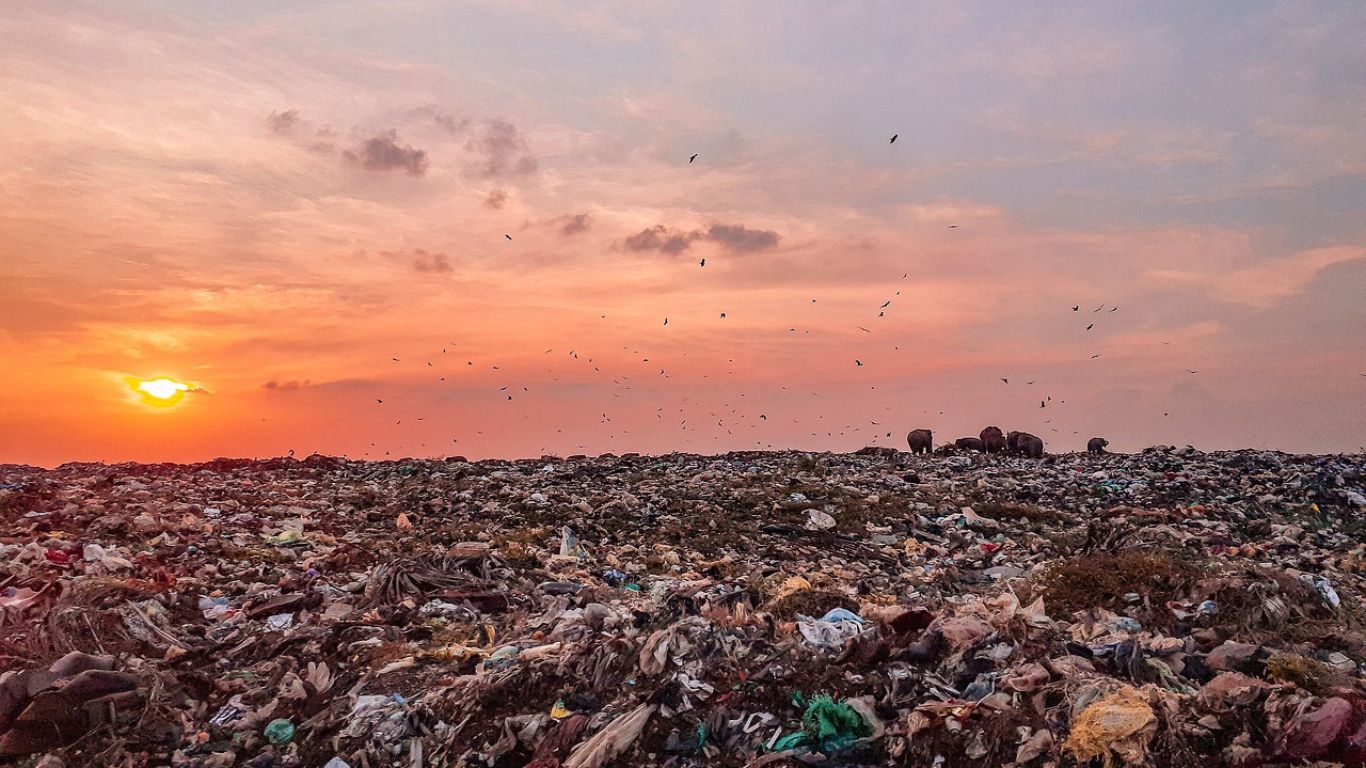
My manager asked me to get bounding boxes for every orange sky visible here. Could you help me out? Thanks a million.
[2,1,1364,466]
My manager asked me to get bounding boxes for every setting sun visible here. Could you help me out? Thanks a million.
[126,377,191,407]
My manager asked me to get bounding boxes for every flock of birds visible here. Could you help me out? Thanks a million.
[344,133,1223,460]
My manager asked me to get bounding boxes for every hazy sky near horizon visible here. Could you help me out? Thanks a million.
[2,0,1364,466]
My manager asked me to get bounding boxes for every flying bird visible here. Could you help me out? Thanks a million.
[1187,370,1199,374]
[947,224,959,229]
[1072,305,1079,311]
[504,234,512,240]
[699,258,705,267]
[720,312,726,318]
[1086,324,1094,330]
[375,399,383,404]
[1091,354,1102,359]
[663,318,668,325]
[1093,305,1104,312]
[689,153,698,163]
[1110,306,1119,312]
[1040,400,1046,408]
[880,300,891,308]
[855,360,864,367]
[889,134,898,143]
[1000,378,1009,384]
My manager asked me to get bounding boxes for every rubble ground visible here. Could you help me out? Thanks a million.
[2,446,1365,767]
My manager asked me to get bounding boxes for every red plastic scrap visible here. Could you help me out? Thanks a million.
[1274,695,1366,763]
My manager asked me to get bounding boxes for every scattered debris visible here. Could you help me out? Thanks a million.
[0,446,1363,766]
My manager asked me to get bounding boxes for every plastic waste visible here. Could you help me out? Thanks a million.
[263,718,295,745]
[1063,687,1157,766]
[560,526,587,558]
[1,446,1363,766]
[797,609,865,648]
[806,509,836,529]
[1300,575,1341,609]
[802,695,871,752]
[265,529,303,547]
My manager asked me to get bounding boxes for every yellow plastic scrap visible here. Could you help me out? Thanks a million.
[425,638,493,662]
[773,576,811,600]
[1063,687,1157,767]
[266,529,302,546]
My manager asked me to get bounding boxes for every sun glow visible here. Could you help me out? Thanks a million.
[126,377,192,407]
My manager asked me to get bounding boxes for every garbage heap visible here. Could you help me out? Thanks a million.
[1,446,1365,767]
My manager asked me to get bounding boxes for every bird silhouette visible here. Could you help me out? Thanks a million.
[1086,324,1094,330]
[689,153,698,163]
[1072,305,1079,311]
[1187,370,1199,374]
[699,258,705,267]
[1000,378,1009,384]
[855,360,864,367]
[889,134,898,144]
[504,234,512,240]
[947,224,959,229]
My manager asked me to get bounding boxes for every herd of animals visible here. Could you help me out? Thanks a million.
[904,427,1109,458]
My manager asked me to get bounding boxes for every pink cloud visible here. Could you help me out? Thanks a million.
[1144,246,1365,307]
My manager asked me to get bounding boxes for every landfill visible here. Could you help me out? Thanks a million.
[2,445,1365,767]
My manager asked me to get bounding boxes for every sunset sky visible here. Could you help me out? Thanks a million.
[2,1,1364,466]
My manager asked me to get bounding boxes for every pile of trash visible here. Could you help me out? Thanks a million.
[1,446,1364,767]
